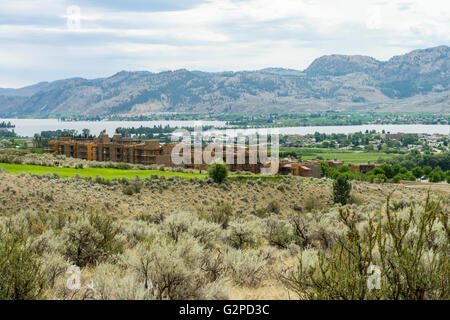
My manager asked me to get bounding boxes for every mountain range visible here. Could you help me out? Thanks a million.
[0,45,448,117]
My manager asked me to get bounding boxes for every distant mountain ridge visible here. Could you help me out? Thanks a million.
[0,45,448,116]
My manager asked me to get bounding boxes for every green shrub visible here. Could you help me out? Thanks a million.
[224,248,267,288]
[304,195,323,212]
[423,166,432,176]
[226,219,258,249]
[122,181,143,195]
[332,174,352,205]
[41,253,71,289]
[287,213,311,248]
[207,160,229,183]
[94,264,153,300]
[200,201,233,229]
[267,200,281,214]
[127,236,217,299]
[161,213,222,247]
[60,213,123,267]
[392,174,403,183]
[264,217,295,249]
[251,207,269,218]
[284,193,449,300]
[0,228,46,299]
[115,162,132,170]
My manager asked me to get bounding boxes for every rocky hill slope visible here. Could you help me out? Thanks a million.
[0,46,448,116]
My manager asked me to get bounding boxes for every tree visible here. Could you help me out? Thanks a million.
[82,128,91,138]
[411,167,424,179]
[423,166,432,176]
[428,167,445,183]
[207,159,229,183]
[338,165,351,173]
[380,164,393,179]
[332,174,352,205]
[391,164,402,177]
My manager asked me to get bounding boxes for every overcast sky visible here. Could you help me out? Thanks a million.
[0,0,448,88]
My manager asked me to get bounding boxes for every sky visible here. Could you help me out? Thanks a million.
[0,0,449,88]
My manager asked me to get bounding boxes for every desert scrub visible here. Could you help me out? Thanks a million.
[304,195,324,212]
[160,212,222,247]
[198,201,233,229]
[135,211,166,224]
[263,216,296,249]
[284,192,449,300]
[225,219,259,249]
[93,263,154,300]
[286,210,340,250]
[126,235,225,299]
[224,248,267,288]
[251,207,270,218]
[122,181,143,195]
[41,253,71,289]
[0,227,46,299]
[60,212,123,267]
[267,200,281,214]
[119,220,157,248]
[32,230,61,255]
[287,212,311,248]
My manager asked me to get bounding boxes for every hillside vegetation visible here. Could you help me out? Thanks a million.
[0,158,448,299]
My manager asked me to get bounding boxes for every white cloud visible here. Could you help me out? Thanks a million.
[0,0,448,87]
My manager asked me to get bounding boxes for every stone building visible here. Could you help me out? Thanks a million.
[278,158,323,178]
[47,135,265,173]
[325,159,344,170]
[348,161,380,173]
[47,134,175,166]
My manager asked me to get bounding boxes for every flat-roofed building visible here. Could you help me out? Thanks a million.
[48,135,266,173]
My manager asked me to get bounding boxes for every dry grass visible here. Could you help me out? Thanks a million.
[0,171,429,219]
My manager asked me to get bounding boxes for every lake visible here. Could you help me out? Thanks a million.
[0,119,226,137]
[207,124,450,136]
[1,119,449,137]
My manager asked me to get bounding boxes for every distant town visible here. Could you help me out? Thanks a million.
[280,131,449,154]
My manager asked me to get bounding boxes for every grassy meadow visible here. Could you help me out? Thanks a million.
[280,147,397,164]
[0,163,205,180]
[0,162,294,183]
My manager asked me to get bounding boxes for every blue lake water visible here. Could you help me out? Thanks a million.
[1,119,449,137]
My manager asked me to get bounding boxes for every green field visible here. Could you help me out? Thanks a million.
[0,163,297,182]
[0,163,205,180]
[280,147,397,164]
